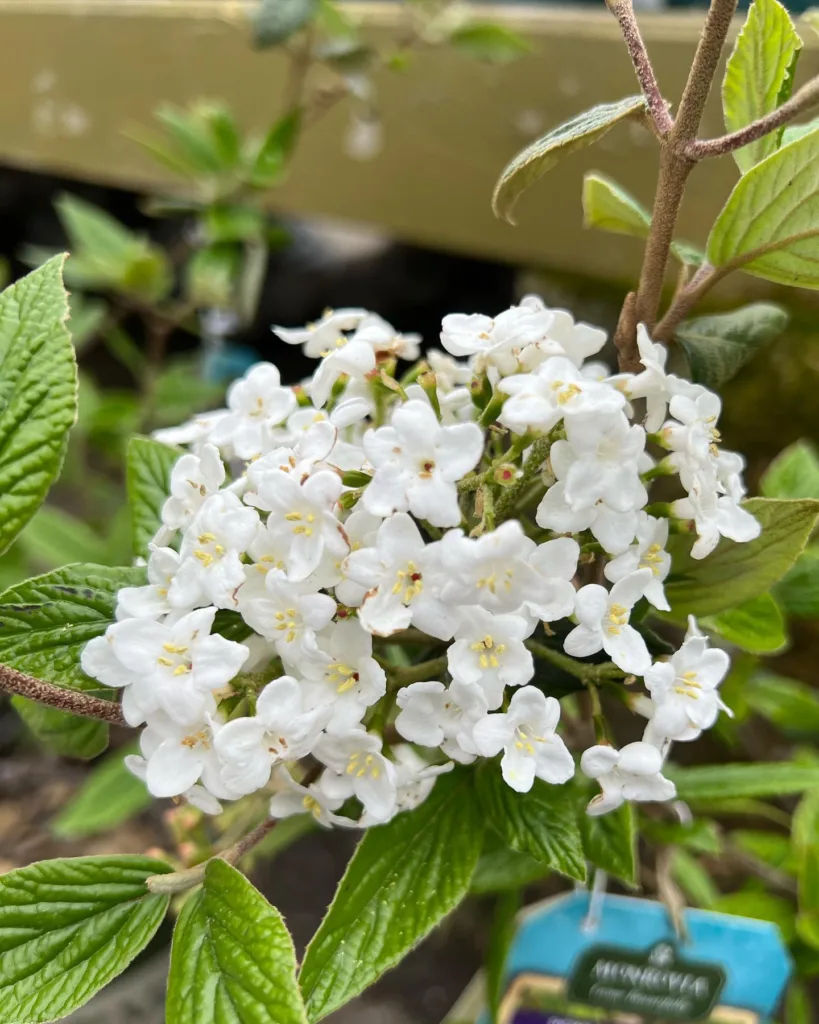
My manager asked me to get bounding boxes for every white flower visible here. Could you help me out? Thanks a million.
[362,400,483,527]
[125,711,236,801]
[81,607,249,727]
[673,489,760,559]
[439,520,545,615]
[214,677,330,796]
[245,459,348,582]
[343,513,458,640]
[274,308,368,357]
[564,571,653,675]
[315,730,398,823]
[334,509,383,607]
[116,546,179,620]
[301,619,387,732]
[604,515,671,612]
[498,356,625,434]
[581,742,676,815]
[620,325,674,432]
[169,492,259,609]
[440,298,559,373]
[536,480,640,555]
[239,574,336,662]
[447,609,534,708]
[532,307,607,369]
[161,444,225,533]
[208,363,297,458]
[524,537,579,623]
[350,313,421,361]
[153,410,229,452]
[555,412,647,514]
[395,679,488,761]
[427,349,473,389]
[268,766,355,828]
[643,618,731,743]
[473,687,574,793]
[387,746,453,817]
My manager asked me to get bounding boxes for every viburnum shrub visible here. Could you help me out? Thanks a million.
[3,0,819,1020]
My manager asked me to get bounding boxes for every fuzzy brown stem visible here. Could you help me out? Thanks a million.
[0,664,126,725]
[606,0,673,137]
[684,75,819,159]
[673,0,739,142]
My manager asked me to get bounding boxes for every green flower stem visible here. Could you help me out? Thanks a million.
[495,433,552,523]
[525,640,625,684]
[387,655,449,687]
[587,682,610,743]
[0,663,126,726]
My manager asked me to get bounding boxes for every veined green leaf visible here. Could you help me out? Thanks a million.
[580,800,637,885]
[470,840,551,894]
[52,745,152,839]
[665,497,819,617]
[476,764,585,881]
[707,129,819,288]
[582,172,703,265]
[676,303,788,389]
[722,0,802,172]
[761,440,819,499]
[775,544,819,617]
[492,97,646,224]
[0,855,171,1023]
[672,762,819,800]
[299,769,484,1021]
[0,563,144,757]
[166,859,306,1024]
[18,504,110,571]
[705,591,788,653]
[0,256,77,556]
[126,435,181,558]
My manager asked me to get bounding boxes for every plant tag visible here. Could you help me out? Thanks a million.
[444,891,791,1024]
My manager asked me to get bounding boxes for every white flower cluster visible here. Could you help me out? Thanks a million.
[81,299,753,825]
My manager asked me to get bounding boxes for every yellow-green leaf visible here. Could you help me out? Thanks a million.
[492,97,646,224]
[722,0,802,172]
[707,129,819,287]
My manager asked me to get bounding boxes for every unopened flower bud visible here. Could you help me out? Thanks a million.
[493,463,519,487]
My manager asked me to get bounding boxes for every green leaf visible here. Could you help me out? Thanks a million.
[476,765,585,881]
[713,891,796,942]
[0,854,172,1023]
[670,849,719,908]
[52,746,152,839]
[797,845,819,949]
[761,440,819,499]
[676,303,788,388]
[793,790,819,853]
[672,762,819,801]
[722,0,802,172]
[486,890,521,1022]
[0,256,77,557]
[252,0,319,49]
[776,544,819,617]
[126,435,181,558]
[744,671,819,734]
[18,504,109,571]
[167,859,306,1024]
[154,104,225,175]
[67,292,107,352]
[785,980,812,1024]
[705,591,788,653]
[580,800,637,885]
[707,129,819,288]
[470,841,551,894]
[204,205,265,244]
[782,118,819,145]
[665,497,819,617]
[449,22,529,63]
[299,769,484,1021]
[582,172,703,265]
[249,111,303,188]
[0,563,144,757]
[201,103,242,170]
[734,829,797,873]
[492,97,646,224]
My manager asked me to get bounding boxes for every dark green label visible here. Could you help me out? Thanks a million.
[567,941,726,1021]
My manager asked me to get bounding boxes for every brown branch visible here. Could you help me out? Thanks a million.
[627,0,738,349]
[0,664,126,726]
[606,0,673,138]
[684,75,819,159]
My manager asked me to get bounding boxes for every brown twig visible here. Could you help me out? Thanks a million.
[606,0,673,138]
[0,664,126,725]
[684,75,819,159]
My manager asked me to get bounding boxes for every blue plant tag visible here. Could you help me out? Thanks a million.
[445,892,791,1024]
